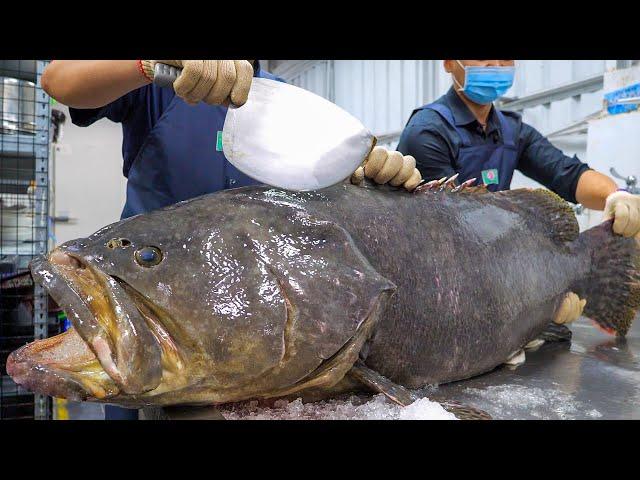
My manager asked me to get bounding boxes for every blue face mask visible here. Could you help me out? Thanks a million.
[453,60,515,105]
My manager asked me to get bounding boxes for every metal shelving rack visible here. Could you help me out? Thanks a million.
[0,60,52,419]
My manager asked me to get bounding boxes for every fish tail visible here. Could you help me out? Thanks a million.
[571,220,640,336]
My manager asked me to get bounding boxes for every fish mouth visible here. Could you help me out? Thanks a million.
[7,326,119,401]
[7,249,165,402]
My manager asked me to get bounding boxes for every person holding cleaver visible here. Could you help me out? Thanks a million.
[41,59,419,418]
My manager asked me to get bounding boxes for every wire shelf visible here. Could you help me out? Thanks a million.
[0,60,55,420]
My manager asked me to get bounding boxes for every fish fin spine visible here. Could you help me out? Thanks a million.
[414,175,491,194]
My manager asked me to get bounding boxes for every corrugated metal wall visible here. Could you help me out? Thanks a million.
[513,61,609,134]
[280,60,333,100]
[274,60,617,140]
[271,60,624,192]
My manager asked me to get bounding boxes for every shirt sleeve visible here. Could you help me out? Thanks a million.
[517,123,591,204]
[68,88,142,127]
[397,124,457,182]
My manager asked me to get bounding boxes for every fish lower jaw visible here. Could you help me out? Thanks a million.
[7,328,121,401]
[67,368,120,399]
[7,323,189,404]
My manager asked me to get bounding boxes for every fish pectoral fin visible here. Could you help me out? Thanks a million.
[438,401,492,421]
[349,362,493,420]
[348,361,417,407]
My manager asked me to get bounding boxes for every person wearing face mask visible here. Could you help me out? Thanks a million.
[397,60,640,335]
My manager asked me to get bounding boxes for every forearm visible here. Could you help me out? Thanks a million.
[575,169,618,210]
[42,60,149,109]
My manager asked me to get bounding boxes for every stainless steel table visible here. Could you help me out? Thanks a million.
[140,315,640,420]
[430,316,640,419]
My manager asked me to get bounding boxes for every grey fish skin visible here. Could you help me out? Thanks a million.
[7,182,640,406]
[285,184,591,386]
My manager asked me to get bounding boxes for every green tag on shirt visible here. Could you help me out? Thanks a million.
[481,169,499,185]
[216,131,223,152]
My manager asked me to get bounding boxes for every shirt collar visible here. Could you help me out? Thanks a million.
[444,86,476,126]
[444,86,500,135]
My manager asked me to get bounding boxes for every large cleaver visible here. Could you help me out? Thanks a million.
[153,63,375,191]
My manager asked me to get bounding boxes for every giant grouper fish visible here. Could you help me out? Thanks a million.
[7,179,640,419]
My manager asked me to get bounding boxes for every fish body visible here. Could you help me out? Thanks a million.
[8,182,640,407]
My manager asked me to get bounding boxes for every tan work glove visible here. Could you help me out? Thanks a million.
[141,60,254,106]
[603,191,640,238]
[553,292,586,325]
[351,146,422,191]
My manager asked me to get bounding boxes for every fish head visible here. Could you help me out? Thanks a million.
[8,191,395,407]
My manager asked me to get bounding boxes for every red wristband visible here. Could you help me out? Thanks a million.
[137,60,152,82]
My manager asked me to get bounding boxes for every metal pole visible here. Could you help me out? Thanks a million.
[33,60,50,420]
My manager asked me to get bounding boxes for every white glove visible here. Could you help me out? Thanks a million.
[553,292,586,325]
[141,60,254,106]
[603,191,640,238]
[351,146,422,191]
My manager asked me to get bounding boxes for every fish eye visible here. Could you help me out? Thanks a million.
[134,246,163,267]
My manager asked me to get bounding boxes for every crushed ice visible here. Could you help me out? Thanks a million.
[464,384,603,419]
[220,394,457,420]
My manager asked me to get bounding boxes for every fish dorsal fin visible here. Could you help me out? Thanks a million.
[492,188,579,243]
[356,177,576,242]
[414,181,577,242]
[348,362,492,420]
[460,185,490,194]
[414,175,489,194]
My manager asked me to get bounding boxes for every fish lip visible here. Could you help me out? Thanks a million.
[26,252,161,397]
[7,338,102,402]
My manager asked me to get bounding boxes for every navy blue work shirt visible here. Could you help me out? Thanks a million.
[397,87,591,204]
[69,61,284,219]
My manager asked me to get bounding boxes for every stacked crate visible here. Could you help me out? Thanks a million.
[0,60,52,419]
